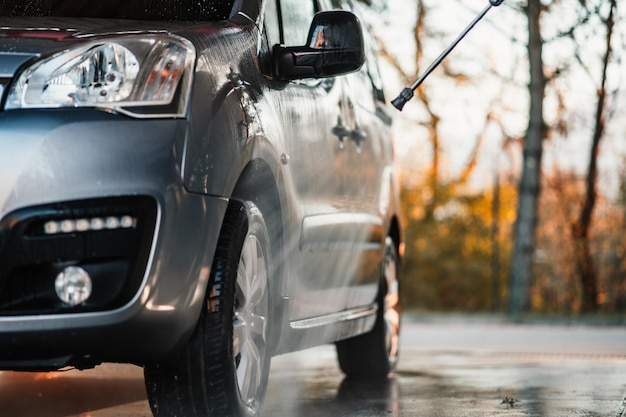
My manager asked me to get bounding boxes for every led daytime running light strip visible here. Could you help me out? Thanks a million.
[44,215,136,235]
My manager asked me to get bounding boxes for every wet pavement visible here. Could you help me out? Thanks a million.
[1,317,625,417]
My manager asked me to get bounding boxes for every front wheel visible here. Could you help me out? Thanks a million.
[336,237,401,378]
[144,201,273,417]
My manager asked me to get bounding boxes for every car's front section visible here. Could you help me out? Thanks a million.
[0,0,404,415]
[0,15,240,370]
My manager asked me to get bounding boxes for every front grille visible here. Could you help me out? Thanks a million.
[0,196,157,315]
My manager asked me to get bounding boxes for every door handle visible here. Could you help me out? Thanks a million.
[350,127,366,153]
[332,116,350,149]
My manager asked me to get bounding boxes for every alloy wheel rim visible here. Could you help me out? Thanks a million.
[233,233,269,405]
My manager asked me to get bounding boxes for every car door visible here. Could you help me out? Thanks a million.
[262,0,359,320]
[337,14,394,308]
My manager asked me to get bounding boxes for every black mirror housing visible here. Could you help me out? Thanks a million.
[274,10,366,81]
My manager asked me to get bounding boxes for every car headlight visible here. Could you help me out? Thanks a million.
[5,34,195,118]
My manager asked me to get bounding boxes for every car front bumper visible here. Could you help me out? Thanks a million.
[0,110,228,369]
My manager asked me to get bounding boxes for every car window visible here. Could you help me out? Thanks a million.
[336,0,386,103]
[280,0,316,46]
[0,0,234,21]
[264,0,281,46]
[360,17,386,103]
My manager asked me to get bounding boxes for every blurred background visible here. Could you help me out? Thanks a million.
[355,0,625,316]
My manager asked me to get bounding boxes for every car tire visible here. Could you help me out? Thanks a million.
[144,201,273,417]
[336,237,401,378]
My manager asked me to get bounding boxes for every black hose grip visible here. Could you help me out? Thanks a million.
[391,88,414,111]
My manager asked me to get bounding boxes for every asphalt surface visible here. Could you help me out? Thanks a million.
[1,317,625,417]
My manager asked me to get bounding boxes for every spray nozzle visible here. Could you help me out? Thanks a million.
[391,0,505,111]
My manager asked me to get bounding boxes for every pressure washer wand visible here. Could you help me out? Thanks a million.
[391,0,505,111]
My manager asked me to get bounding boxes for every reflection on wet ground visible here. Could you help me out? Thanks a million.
[265,344,626,417]
[1,320,625,417]
[0,365,147,417]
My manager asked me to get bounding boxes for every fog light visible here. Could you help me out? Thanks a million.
[55,266,93,306]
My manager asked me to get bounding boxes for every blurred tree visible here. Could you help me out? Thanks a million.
[401,172,517,311]
[352,0,515,310]
[507,0,624,314]
[356,0,625,313]
[508,0,546,314]
[569,0,619,312]
[370,0,501,216]
[534,167,626,314]
[357,0,525,310]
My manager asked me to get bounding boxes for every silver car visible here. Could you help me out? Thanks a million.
[0,0,402,416]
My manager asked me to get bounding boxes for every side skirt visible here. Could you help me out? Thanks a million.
[274,303,378,355]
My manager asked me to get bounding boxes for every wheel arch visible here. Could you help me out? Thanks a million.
[229,158,286,352]
[387,215,403,263]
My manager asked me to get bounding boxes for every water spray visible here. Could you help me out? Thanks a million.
[391,0,505,111]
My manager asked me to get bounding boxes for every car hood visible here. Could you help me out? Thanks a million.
[0,17,217,77]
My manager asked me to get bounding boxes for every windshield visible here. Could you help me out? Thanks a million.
[0,0,234,21]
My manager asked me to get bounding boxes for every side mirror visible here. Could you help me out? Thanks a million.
[274,10,366,81]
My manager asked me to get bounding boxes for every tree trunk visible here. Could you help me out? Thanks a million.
[571,0,616,313]
[508,0,546,314]
[492,171,501,312]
